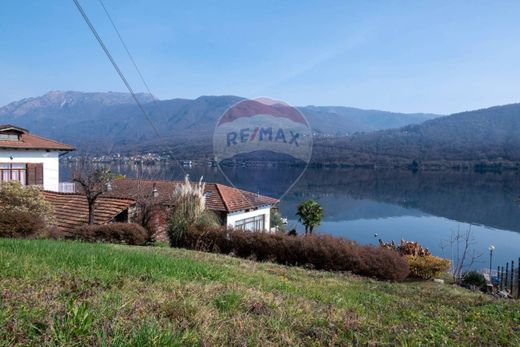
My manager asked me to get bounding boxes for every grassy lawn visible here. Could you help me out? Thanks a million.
[0,238,519,346]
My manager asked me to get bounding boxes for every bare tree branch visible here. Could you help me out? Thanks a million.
[441,224,483,282]
[72,156,115,225]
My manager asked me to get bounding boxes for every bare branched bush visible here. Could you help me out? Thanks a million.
[440,225,483,283]
[132,181,163,244]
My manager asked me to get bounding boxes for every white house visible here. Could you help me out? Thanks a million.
[0,125,74,191]
[226,205,273,231]
[0,124,279,233]
[108,179,279,235]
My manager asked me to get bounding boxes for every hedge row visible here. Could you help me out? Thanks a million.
[65,223,150,246]
[0,213,152,247]
[0,210,45,238]
[175,227,409,281]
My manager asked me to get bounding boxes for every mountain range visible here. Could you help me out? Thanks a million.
[2,91,520,167]
[315,103,520,167]
[0,91,438,150]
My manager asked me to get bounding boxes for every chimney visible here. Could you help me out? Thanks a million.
[152,183,159,198]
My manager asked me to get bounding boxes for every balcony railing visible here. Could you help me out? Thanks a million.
[58,182,76,193]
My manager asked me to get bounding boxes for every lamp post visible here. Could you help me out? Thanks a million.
[488,245,495,274]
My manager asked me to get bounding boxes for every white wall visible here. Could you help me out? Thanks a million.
[226,205,272,232]
[0,149,60,191]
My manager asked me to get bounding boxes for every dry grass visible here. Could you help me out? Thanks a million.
[1,238,519,346]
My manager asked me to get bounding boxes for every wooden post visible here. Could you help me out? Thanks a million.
[511,261,515,294]
[501,266,505,291]
[505,263,509,292]
[500,265,504,291]
[499,266,503,290]
[517,258,520,299]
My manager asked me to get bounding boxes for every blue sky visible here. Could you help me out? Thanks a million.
[2,0,520,114]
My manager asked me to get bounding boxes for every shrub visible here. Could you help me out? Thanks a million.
[405,255,451,279]
[0,210,46,238]
[380,239,431,257]
[167,176,219,246]
[359,246,411,281]
[287,229,297,236]
[69,223,149,245]
[176,227,409,281]
[461,271,486,290]
[134,202,163,244]
[0,181,53,237]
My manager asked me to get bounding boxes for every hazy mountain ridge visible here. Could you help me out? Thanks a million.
[0,91,439,150]
[4,91,520,166]
[316,103,520,164]
[0,91,155,119]
[302,105,437,135]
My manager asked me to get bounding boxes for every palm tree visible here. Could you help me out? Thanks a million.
[296,199,323,235]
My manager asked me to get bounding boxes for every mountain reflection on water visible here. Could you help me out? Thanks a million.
[61,163,520,268]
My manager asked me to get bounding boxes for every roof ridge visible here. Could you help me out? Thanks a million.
[117,178,278,202]
[118,177,219,186]
[43,190,82,196]
[214,183,231,212]
[43,190,135,202]
[0,124,28,132]
[215,183,260,211]
[0,126,74,151]
[101,195,136,202]
[26,133,75,149]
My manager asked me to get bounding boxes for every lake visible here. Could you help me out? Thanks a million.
[61,163,520,270]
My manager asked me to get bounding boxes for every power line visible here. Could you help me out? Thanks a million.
[98,0,154,98]
[71,0,187,177]
[72,0,159,137]
[72,0,259,212]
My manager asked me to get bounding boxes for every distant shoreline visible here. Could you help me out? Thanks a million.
[62,156,520,173]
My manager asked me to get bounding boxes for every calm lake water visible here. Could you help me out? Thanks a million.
[61,163,520,270]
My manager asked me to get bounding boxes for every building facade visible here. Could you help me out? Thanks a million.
[0,125,74,191]
[109,178,279,235]
[226,205,272,232]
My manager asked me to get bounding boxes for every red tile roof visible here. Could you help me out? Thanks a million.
[42,191,135,231]
[108,178,278,213]
[0,125,74,151]
[214,183,278,212]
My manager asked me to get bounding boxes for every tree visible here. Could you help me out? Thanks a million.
[440,225,483,283]
[133,181,163,244]
[167,175,219,246]
[72,157,115,225]
[296,199,323,235]
[270,209,286,232]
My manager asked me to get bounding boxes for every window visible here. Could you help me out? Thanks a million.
[0,133,20,141]
[235,215,265,231]
[0,163,27,185]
